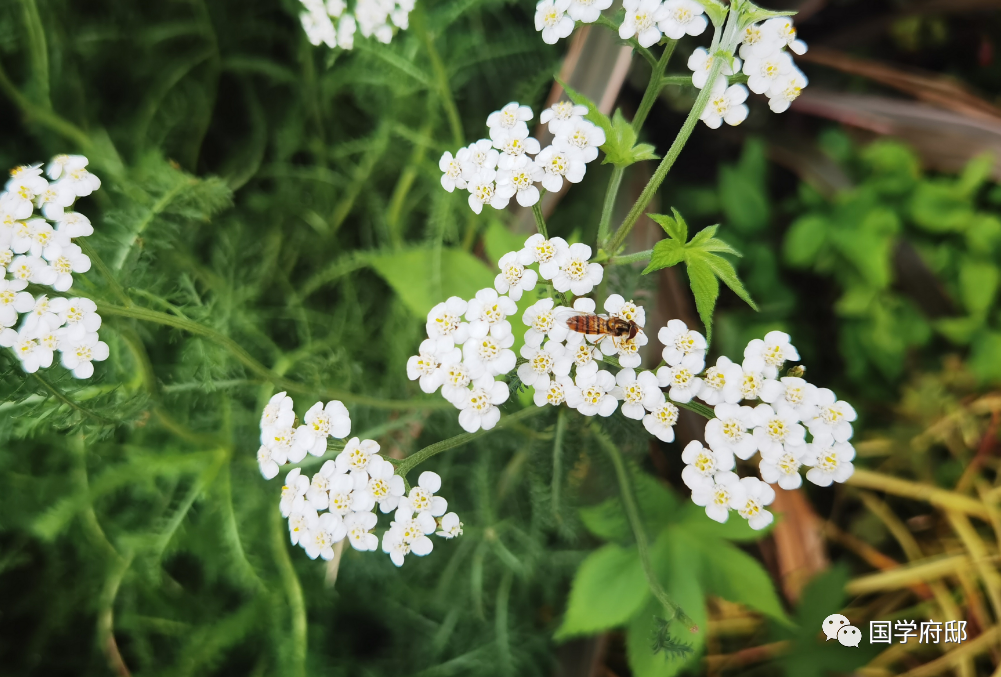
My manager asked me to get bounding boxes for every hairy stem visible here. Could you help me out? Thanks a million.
[590,422,698,632]
[531,198,549,239]
[606,57,725,255]
[671,397,716,420]
[396,406,546,478]
[33,371,115,425]
[416,9,464,148]
[632,39,677,133]
[596,166,624,248]
[551,408,567,521]
[270,507,307,677]
[607,248,652,266]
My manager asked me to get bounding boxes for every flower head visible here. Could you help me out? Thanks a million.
[613,368,662,420]
[658,319,706,370]
[643,400,679,442]
[806,389,856,445]
[552,242,603,296]
[456,375,509,432]
[539,101,589,135]
[735,477,776,530]
[437,512,464,539]
[701,77,749,129]
[805,442,855,487]
[657,0,707,39]
[568,369,618,417]
[520,233,569,280]
[619,0,664,48]
[656,358,703,404]
[494,251,538,301]
[697,355,743,406]
[690,470,746,523]
[743,331,799,379]
[535,0,575,44]
[705,403,758,460]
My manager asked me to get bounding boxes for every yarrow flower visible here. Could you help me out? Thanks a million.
[297,0,410,50]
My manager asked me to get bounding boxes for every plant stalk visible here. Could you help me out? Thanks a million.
[632,39,677,133]
[596,166,624,247]
[531,195,549,238]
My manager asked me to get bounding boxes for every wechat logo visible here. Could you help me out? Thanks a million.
[823,614,860,647]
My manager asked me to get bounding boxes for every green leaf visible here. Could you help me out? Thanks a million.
[719,151,769,233]
[970,332,1001,385]
[688,224,718,247]
[910,181,973,232]
[934,316,984,345]
[650,209,688,242]
[691,538,791,624]
[579,471,678,542]
[957,152,995,198]
[783,215,828,268]
[368,247,495,318]
[555,543,650,639]
[599,110,661,167]
[643,238,685,274]
[676,503,773,541]
[483,219,527,265]
[959,257,1000,315]
[686,257,719,341]
[692,251,758,311]
[737,4,795,29]
[629,143,660,163]
[966,214,1001,254]
[692,0,729,27]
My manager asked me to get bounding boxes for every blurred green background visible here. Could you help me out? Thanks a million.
[1,0,1001,675]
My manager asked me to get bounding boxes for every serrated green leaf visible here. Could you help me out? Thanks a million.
[736,0,795,29]
[555,543,650,639]
[643,238,685,274]
[629,143,660,163]
[693,250,759,311]
[649,210,687,242]
[696,238,743,256]
[598,109,661,167]
[686,257,719,341]
[688,224,719,247]
[692,0,729,26]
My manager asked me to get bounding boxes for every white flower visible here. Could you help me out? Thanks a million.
[759,443,807,490]
[356,0,394,43]
[567,0,612,23]
[767,69,808,113]
[46,154,88,181]
[486,102,534,141]
[494,251,538,302]
[54,211,93,238]
[552,242,603,296]
[337,13,357,49]
[0,329,48,373]
[287,505,317,546]
[738,22,781,60]
[466,169,510,215]
[535,0,575,44]
[437,512,463,538]
[327,472,364,515]
[657,357,703,403]
[460,140,500,179]
[301,8,338,47]
[737,358,766,401]
[367,456,406,513]
[742,49,795,95]
[690,470,745,523]
[553,118,606,164]
[257,445,285,480]
[539,101,589,136]
[744,331,799,379]
[336,437,382,474]
[619,0,664,48]
[19,294,67,337]
[760,376,817,421]
[14,219,65,257]
[751,403,806,457]
[522,298,567,347]
[306,460,342,510]
[59,332,109,379]
[496,156,543,207]
[534,145,587,193]
[456,375,509,432]
[493,128,542,170]
[33,321,61,367]
[518,340,571,386]
[58,297,102,342]
[441,358,478,405]
[763,17,807,55]
[462,329,516,376]
[439,150,467,192]
[735,477,775,530]
[681,440,734,489]
[400,471,448,517]
[605,294,645,327]
[9,254,56,287]
[383,509,435,566]
[705,403,758,460]
[520,234,569,280]
[426,296,470,352]
[304,513,348,560]
[569,369,618,417]
[43,242,91,292]
[407,338,453,394]
[2,171,47,219]
[532,373,579,407]
[697,355,743,405]
[0,278,34,327]
[294,400,351,456]
[806,389,857,445]
[643,400,679,442]
[263,424,298,463]
[598,329,647,369]
[35,181,75,221]
[687,48,740,90]
[701,77,749,129]
[613,368,661,420]
[345,511,379,551]
[657,0,706,38]
[658,319,706,370]
[805,442,855,487]
[261,391,295,432]
[280,468,309,517]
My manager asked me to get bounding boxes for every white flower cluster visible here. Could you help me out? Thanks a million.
[535,0,708,46]
[438,101,605,214]
[0,157,108,378]
[665,326,856,529]
[258,393,463,567]
[298,0,414,50]
[689,17,810,129]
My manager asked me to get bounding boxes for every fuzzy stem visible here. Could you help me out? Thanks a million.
[396,406,546,478]
[590,421,698,632]
[531,195,549,239]
[596,166,624,248]
[607,248,652,266]
[551,408,567,521]
[606,56,725,255]
[33,371,115,425]
[632,40,677,133]
[271,507,307,677]
[671,397,716,420]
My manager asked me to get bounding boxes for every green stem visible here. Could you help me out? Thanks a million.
[396,406,546,478]
[551,408,567,521]
[271,507,306,677]
[662,75,695,86]
[596,166,624,248]
[607,248,652,266]
[112,180,187,271]
[94,301,454,410]
[671,397,716,419]
[416,8,463,148]
[32,371,115,425]
[590,422,698,632]
[595,16,657,67]
[632,39,677,133]
[0,59,91,149]
[77,239,132,307]
[606,57,725,255]
[531,197,549,239]
[18,0,50,109]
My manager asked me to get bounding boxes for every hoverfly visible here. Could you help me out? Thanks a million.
[563,312,642,341]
